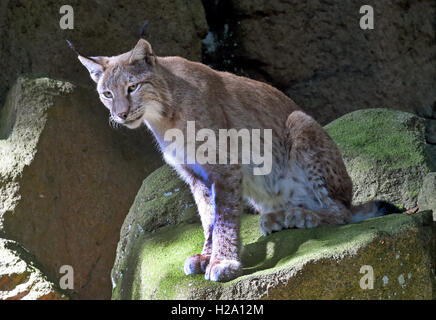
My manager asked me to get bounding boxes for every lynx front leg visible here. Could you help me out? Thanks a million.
[184,179,214,275]
[205,170,243,282]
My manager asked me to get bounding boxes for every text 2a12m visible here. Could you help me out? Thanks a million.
[215,304,264,315]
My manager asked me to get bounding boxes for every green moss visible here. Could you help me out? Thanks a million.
[113,211,433,300]
[132,223,208,299]
[396,204,405,211]
[111,165,200,299]
[325,109,426,172]
[121,215,260,299]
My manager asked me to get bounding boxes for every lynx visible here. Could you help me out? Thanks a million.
[70,33,403,282]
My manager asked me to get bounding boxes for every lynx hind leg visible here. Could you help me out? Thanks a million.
[260,207,350,236]
[259,210,287,235]
[285,110,352,206]
[259,208,319,236]
[259,111,353,236]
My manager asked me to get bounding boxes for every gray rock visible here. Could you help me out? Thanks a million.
[208,0,435,125]
[0,0,208,109]
[418,173,436,221]
[0,77,162,299]
[425,119,436,144]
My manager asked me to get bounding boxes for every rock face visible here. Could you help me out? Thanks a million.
[112,109,435,299]
[325,109,431,209]
[0,238,67,300]
[0,77,162,299]
[0,0,208,109]
[425,119,436,145]
[418,173,436,221]
[2,0,434,129]
[203,0,435,125]
[111,165,436,299]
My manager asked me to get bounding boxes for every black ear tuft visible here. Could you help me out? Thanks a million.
[140,20,149,39]
[66,40,100,65]
[66,40,82,56]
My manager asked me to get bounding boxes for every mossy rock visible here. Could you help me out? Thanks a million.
[0,238,67,300]
[325,108,431,208]
[112,206,435,299]
[112,109,435,300]
[111,165,199,293]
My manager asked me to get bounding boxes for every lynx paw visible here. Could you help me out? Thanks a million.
[184,254,210,275]
[205,259,242,282]
[260,209,321,235]
[259,212,286,236]
[286,208,321,229]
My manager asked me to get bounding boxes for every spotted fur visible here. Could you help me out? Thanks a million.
[75,39,402,282]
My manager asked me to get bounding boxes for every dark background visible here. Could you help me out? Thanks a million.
[0,0,434,126]
[0,0,434,300]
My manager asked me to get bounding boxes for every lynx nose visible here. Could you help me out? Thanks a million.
[117,111,128,120]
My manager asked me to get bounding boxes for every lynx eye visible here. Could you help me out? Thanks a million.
[102,91,113,99]
[128,84,140,93]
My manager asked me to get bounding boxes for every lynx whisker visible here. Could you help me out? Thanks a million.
[108,115,121,129]
[126,108,145,121]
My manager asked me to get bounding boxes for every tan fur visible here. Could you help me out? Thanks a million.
[76,39,384,282]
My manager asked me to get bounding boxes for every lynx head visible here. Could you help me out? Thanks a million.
[69,30,165,129]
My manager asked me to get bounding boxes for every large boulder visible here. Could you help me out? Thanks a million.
[325,109,431,209]
[0,238,67,300]
[0,77,162,299]
[0,0,208,109]
[203,0,435,125]
[112,178,435,299]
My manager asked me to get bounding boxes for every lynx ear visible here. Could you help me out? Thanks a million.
[67,40,105,83]
[78,56,105,83]
[129,39,155,65]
